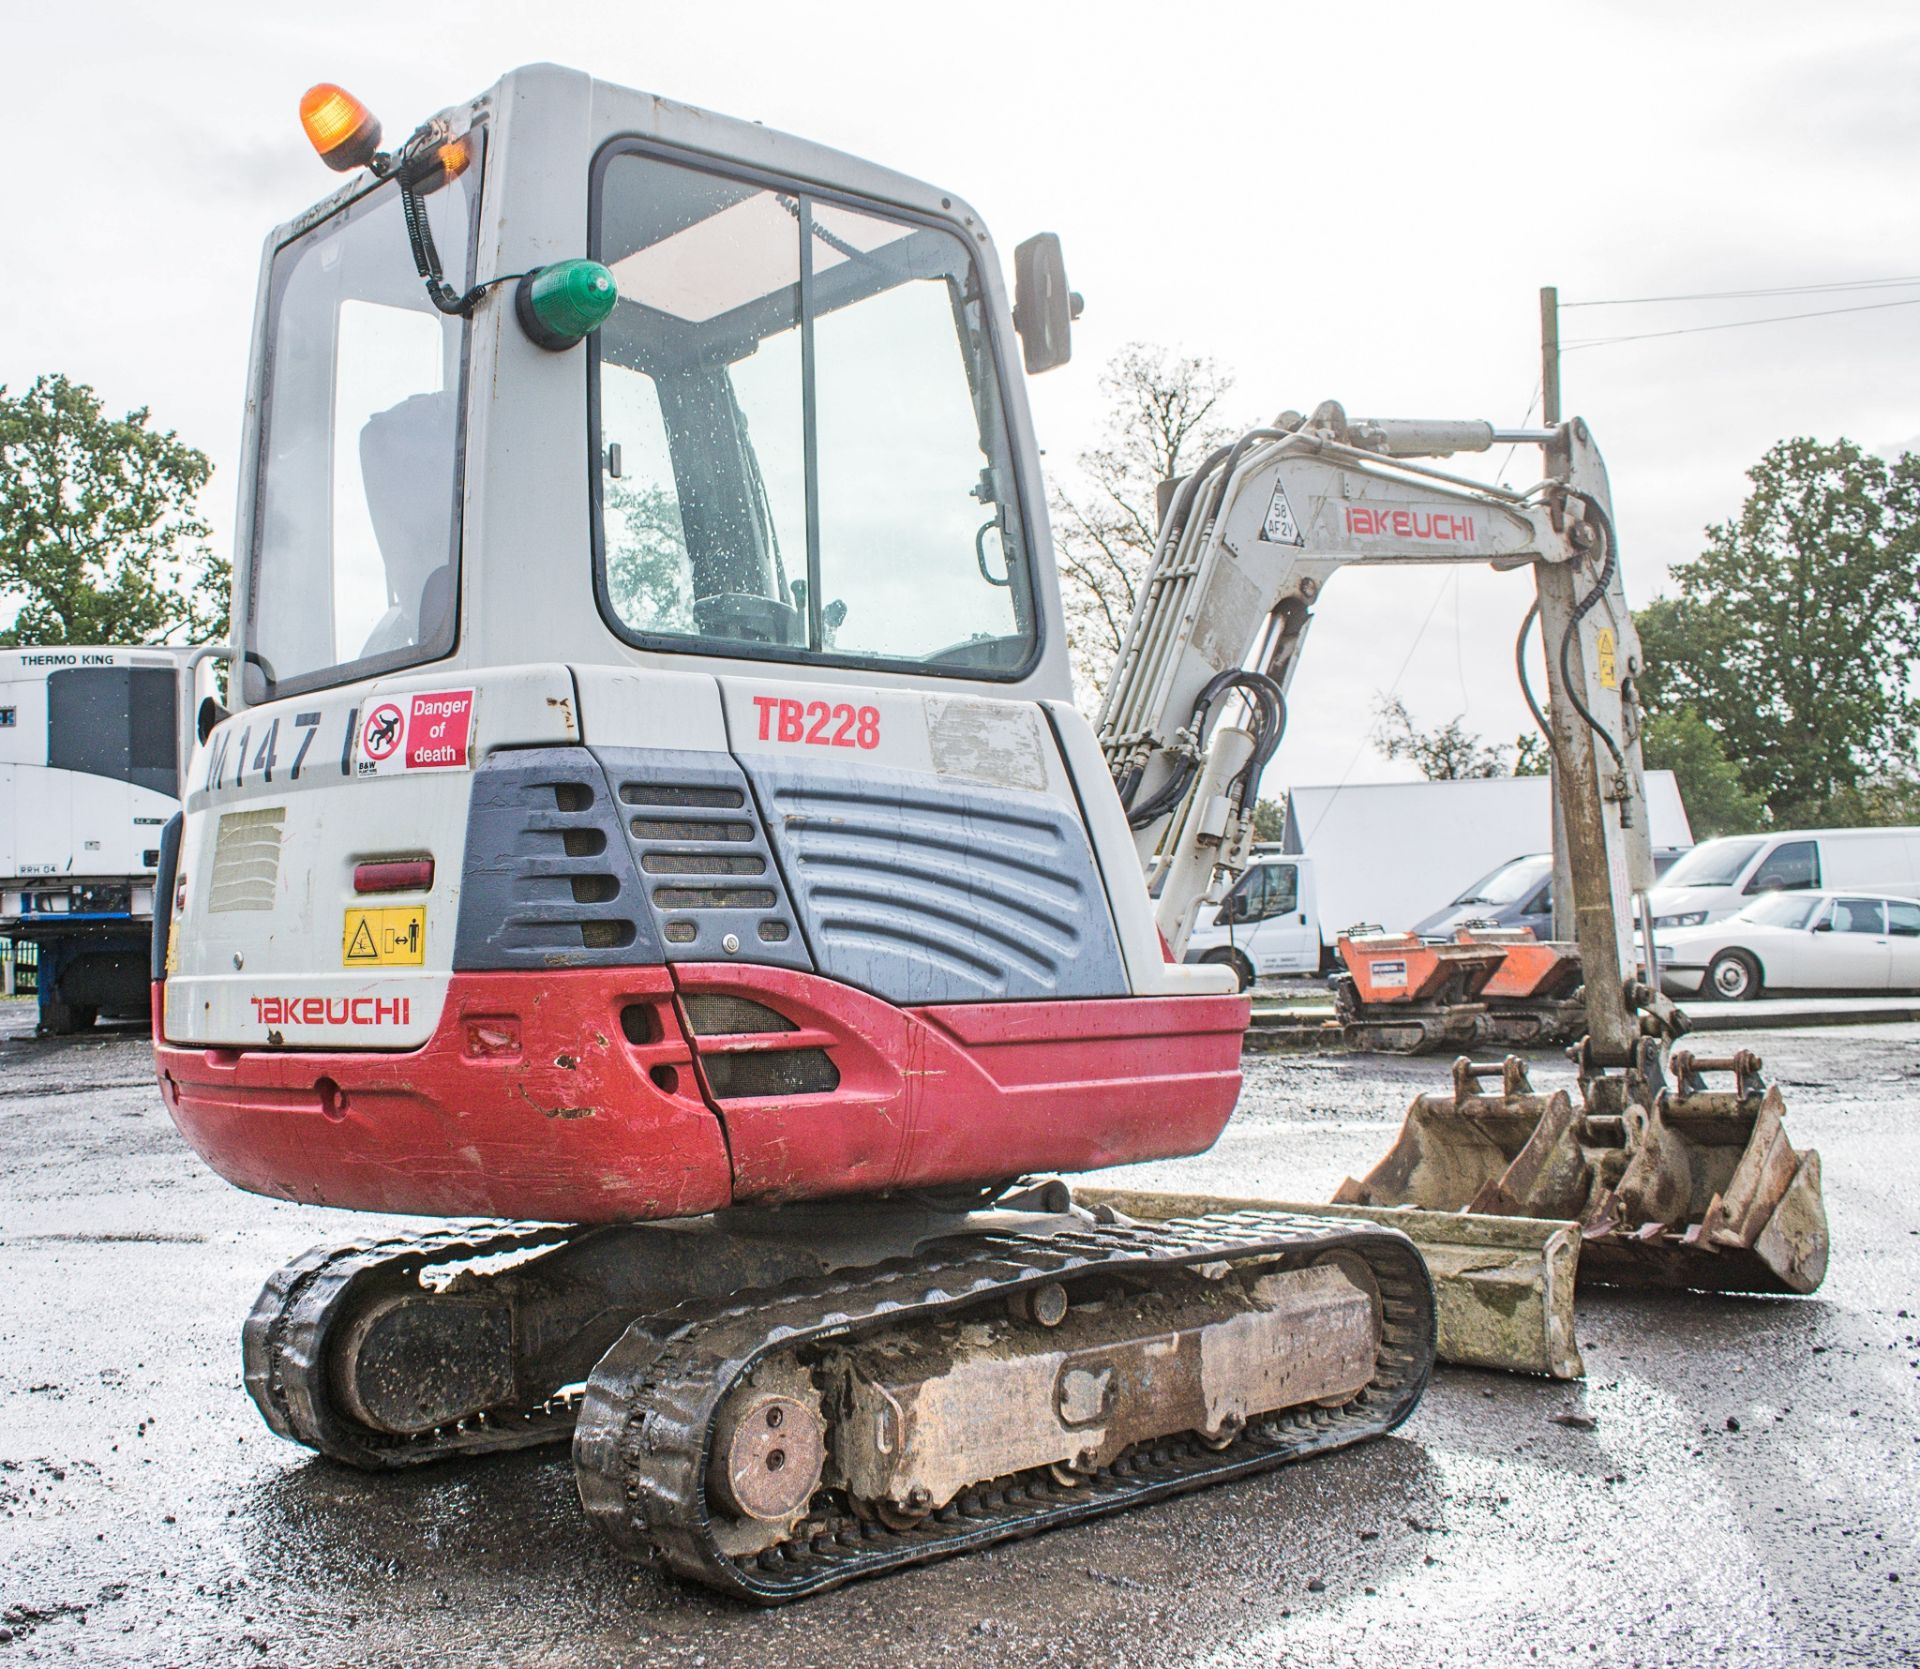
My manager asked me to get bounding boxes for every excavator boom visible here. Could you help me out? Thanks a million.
[1094,404,1829,1354]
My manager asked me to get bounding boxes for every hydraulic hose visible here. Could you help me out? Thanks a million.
[1514,600,1555,752]
[1554,489,1629,785]
[1123,669,1285,831]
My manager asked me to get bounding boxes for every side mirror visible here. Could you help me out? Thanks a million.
[1012,233,1082,375]
[1812,918,1833,932]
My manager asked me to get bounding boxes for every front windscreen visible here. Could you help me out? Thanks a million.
[1453,854,1550,907]
[247,160,477,699]
[1736,894,1818,929]
[591,147,1035,676]
[1661,837,1763,889]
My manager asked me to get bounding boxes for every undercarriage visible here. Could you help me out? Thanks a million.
[244,1197,1434,1600]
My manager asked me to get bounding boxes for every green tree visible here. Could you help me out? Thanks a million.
[0,374,227,645]
[1251,796,1286,842]
[1635,437,1920,825]
[1371,694,1539,779]
[1639,706,1765,838]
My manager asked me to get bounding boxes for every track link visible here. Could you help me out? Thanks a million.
[573,1210,1434,1602]
[243,1222,582,1469]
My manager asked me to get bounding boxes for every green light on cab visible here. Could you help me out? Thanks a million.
[514,260,618,351]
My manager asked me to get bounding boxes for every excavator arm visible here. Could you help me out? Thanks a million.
[1095,401,1653,1059]
[1093,403,1828,1374]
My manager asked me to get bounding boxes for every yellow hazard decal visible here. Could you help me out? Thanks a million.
[1595,628,1618,690]
[343,906,426,967]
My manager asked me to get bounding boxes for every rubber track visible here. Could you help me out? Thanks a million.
[573,1210,1435,1602]
[243,1221,582,1469]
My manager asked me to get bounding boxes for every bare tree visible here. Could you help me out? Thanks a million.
[1050,344,1241,703]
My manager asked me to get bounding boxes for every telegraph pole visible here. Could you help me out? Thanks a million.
[1539,285,1561,426]
[1540,282,1571,941]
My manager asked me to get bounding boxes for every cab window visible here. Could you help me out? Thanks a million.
[1886,900,1920,937]
[1746,840,1820,894]
[248,159,478,700]
[1221,863,1298,924]
[591,147,1034,677]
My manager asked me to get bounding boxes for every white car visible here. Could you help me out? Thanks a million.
[1654,890,1920,1001]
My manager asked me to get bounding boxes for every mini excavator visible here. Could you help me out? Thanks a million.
[152,65,1824,1600]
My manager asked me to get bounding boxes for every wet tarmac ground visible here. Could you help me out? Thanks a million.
[1,1002,1915,1667]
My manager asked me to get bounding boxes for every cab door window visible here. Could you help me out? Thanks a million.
[1222,864,1297,924]
[1829,897,1886,935]
[591,147,1035,677]
[1746,840,1820,894]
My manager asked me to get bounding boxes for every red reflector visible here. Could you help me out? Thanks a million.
[355,860,434,894]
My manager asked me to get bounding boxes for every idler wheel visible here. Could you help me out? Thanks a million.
[709,1390,826,1523]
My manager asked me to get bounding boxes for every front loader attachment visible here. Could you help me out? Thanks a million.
[1334,1050,1828,1297]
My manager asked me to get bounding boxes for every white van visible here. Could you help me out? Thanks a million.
[1183,854,1324,988]
[1648,828,1920,929]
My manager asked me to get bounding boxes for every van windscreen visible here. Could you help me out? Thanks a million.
[1660,837,1763,889]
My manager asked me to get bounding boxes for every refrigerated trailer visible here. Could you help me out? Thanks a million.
[0,647,198,1033]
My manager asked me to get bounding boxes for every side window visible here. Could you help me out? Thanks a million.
[1747,840,1820,894]
[1832,897,1885,935]
[1220,866,1269,924]
[1251,863,1299,920]
[1526,884,1552,917]
[1886,900,1920,937]
[249,161,475,699]
[601,365,696,635]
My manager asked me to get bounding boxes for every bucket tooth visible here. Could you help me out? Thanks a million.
[1752,1149,1829,1294]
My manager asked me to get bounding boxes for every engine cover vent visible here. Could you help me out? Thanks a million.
[453,752,656,970]
[209,807,285,913]
[595,747,811,973]
[739,756,1129,1005]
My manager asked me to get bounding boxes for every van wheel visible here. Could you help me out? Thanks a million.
[1706,949,1762,1002]
[1201,947,1255,993]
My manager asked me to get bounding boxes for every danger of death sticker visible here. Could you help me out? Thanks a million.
[343,905,426,967]
[356,690,475,777]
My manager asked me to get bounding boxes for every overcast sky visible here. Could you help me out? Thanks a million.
[3,1,1915,795]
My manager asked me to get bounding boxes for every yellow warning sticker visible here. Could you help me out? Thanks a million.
[343,906,426,967]
[1595,627,1619,690]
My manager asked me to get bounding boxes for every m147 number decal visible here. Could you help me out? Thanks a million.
[752,696,881,750]
[206,707,359,791]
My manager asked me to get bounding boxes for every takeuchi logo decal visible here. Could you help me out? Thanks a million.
[1343,505,1477,542]
[250,995,412,1027]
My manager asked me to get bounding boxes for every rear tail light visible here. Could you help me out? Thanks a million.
[354,859,434,894]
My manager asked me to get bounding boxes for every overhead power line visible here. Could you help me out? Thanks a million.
[1563,293,1920,350]
[1565,275,1920,308]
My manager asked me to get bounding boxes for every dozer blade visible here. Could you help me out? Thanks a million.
[1081,1187,1582,1379]
[1333,1049,1830,1298]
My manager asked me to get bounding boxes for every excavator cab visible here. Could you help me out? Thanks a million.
[158,65,1256,1222]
